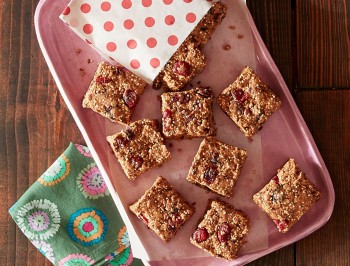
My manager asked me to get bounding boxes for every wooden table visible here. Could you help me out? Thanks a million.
[1,0,349,265]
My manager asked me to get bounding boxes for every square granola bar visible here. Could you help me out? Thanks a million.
[106,119,171,180]
[161,43,206,92]
[186,137,247,197]
[83,62,147,125]
[152,2,227,91]
[253,158,321,233]
[161,87,216,139]
[190,200,250,260]
[186,1,228,49]
[130,176,194,243]
[217,66,281,137]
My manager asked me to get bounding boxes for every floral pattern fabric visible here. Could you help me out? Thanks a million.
[9,143,143,266]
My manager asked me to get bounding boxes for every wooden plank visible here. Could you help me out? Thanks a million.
[296,0,350,88]
[0,0,85,265]
[295,90,350,265]
[247,248,294,266]
[246,0,294,89]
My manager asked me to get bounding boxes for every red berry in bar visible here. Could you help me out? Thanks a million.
[193,227,209,243]
[173,61,192,77]
[123,89,137,108]
[217,222,231,243]
[96,76,112,84]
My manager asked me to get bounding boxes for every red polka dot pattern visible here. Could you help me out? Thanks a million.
[142,0,152,7]
[80,3,91,13]
[104,21,114,31]
[147,37,157,48]
[186,13,196,23]
[168,35,178,46]
[130,59,140,69]
[165,15,175,25]
[150,58,160,68]
[106,42,117,52]
[60,0,214,82]
[121,0,132,9]
[62,6,70,16]
[123,19,134,30]
[101,2,111,11]
[127,39,137,49]
[83,24,93,34]
[145,17,155,27]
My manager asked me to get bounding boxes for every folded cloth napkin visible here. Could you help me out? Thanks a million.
[9,143,143,266]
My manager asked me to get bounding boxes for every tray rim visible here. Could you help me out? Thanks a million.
[34,0,335,264]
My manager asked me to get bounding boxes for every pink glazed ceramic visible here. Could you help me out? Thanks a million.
[35,0,334,265]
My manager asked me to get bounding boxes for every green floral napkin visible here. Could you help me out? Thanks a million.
[9,143,143,266]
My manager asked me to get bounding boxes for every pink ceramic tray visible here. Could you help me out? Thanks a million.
[35,0,335,265]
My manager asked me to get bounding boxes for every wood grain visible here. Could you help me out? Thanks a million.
[296,0,350,88]
[246,0,294,89]
[295,90,350,266]
[0,0,349,265]
[0,0,84,265]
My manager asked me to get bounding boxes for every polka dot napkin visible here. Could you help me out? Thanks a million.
[59,0,217,83]
[9,143,143,266]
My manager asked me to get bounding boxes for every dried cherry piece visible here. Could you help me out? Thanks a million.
[96,76,112,84]
[167,214,183,231]
[131,156,143,169]
[217,222,231,243]
[193,227,209,243]
[180,94,191,104]
[272,175,279,185]
[125,128,135,141]
[172,94,181,102]
[116,136,128,148]
[138,214,148,225]
[173,61,192,77]
[163,109,172,119]
[273,219,289,232]
[232,89,249,104]
[123,89,137,108]
[203,165,218,184]
[196,87,212,98]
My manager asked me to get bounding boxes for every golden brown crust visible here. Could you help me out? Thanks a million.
[190,200,250,260]
[253,158,321,233]
[186,137,247,197]
[161,87,216,139]
[186,1,228,49]
[162,43,206,92]
[153,2,227,91]
[107,119,171,180]
[217,66,281,137]
[83,62,147,125]
[130,176,194,242]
